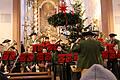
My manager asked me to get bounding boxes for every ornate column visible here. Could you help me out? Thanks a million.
[33,0,39,33]
[13,0,21,51]
[101,0,114,37]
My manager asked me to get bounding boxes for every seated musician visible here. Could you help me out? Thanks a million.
[24,45,36,72]
[36,48,49,72]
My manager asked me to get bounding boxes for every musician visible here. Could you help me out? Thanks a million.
[2,39,11,51]
[105,33,120,79]
[77,31,104,76]
[29,33,40,45]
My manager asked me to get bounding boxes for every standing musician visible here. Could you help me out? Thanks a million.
[0,39,18,73]
[105,33,120,79]
[29,33,40,45]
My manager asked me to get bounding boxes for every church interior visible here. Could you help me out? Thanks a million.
[0,0,120,80]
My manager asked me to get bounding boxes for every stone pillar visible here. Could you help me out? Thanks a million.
[101,0,114,37]
[13,0,21,51]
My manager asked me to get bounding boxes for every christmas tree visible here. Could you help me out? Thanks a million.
[67,1,87,43]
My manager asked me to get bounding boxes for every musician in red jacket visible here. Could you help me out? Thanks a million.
[106,33,120,79]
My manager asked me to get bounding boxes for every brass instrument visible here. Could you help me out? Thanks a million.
[6,40,17,51]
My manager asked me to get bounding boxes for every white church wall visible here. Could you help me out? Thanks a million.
[82,0,102,31]
[0,0,13,43]
[112,0,120,40]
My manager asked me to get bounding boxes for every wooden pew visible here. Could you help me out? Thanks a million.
[8,75,52,80]
[6,71,52,80]
[7,72,49,76]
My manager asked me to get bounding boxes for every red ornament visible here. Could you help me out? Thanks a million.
[59,1,67,13]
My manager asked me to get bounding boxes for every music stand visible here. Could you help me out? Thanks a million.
[65,54,72,63]
[58,54,73,63]
[36,52,44,61]
[32,44,42,53]
[47,44,57,51]
[58,54,66,63]
[18,53,34,62]
[2,51,16,61]
[44,52,51,62]
[36,52,52,62]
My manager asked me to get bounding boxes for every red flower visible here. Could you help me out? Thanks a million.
[98,38,104,43]
[2,51,16,60]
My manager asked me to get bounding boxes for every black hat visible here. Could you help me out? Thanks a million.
[2,39,11,43]
[10,46,15,49]
[30,33,37,37]
[82,31,95,36]
[45,37,49,39]
[109,33,117,37]
[92,31,99,36]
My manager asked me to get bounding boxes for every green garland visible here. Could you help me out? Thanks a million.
[48,12,81,26]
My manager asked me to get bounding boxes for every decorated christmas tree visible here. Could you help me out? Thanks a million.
[67,1,87,43]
